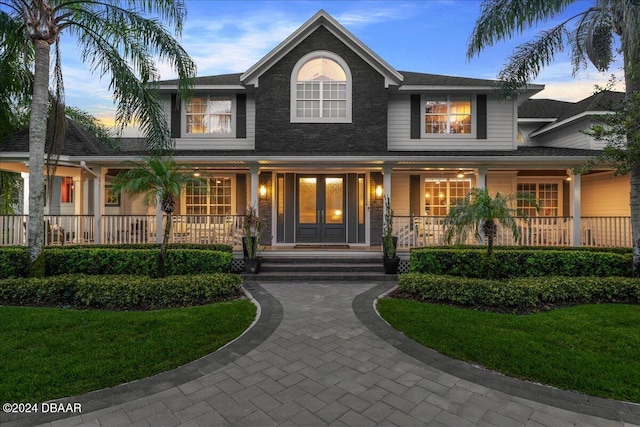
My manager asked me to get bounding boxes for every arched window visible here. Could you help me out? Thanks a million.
[291,51,352,123]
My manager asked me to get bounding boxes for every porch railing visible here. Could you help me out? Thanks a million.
[0,214,632,248]
[0,215,96,246]
[393,216,632,249]
[169,215,244,246]
[102,215,157,245]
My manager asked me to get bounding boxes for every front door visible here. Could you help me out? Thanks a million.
[297,175,346,243]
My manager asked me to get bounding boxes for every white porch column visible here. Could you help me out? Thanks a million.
[93,167,104,244]
[249,165,260,209]
[476,166,487,190]
[382,165,393,223]
[74,177,83,215]
[21,172,29,214]
[570,172,582,246]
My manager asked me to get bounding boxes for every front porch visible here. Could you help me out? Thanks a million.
[1,214,632,249]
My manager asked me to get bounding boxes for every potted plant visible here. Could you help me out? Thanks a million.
[242,205,264,274]
[382,195,400,274]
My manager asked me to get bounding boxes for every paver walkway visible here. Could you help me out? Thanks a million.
[5,281,640,426]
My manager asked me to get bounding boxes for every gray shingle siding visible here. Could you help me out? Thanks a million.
[255,26,388,153]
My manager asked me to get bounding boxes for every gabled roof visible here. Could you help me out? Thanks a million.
[528,91,624,137]
[240,10,403,88]
[555,90,624,122]
[398,71,501,89]
[158,73,243,88]
[0,118,118,157]
[518,99,573,119]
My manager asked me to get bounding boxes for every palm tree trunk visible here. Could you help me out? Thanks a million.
[623,35,640,277]
[158,212,172,277]
[27,40,51,277]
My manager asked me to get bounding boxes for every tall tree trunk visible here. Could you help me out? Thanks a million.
[158,212,172,278]
[623,32,640,276]
[27,40,51,277]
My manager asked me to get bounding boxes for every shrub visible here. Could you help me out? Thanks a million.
[0,248,28,278]
[50,243,233,252]
[410,248,632,278]
[0,273,243,310]
[0,248,231,277]
[398,273,640,312]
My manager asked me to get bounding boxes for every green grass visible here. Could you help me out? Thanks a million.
[378,299,640,403]
[0,300,256,403]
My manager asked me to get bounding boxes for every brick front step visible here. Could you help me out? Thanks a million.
[240,257,398,282]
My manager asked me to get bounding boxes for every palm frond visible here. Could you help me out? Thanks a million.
[53,0,195,151]
[495,24,569,98]
[467,0,575,59]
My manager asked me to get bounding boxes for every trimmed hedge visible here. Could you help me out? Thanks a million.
[0,247,233,278]
[50,243,234,252]
[418,245,632,255]
[410,248,632,278]
[0,273,243,309]
[398,273,640,312]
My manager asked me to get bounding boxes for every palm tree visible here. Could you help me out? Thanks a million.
[467,0,640,275]
[0,1,196,277]
[0,171,22,214]
[111,156,203,277]
[444,188,538,258]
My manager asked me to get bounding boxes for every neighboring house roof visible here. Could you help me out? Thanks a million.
[0,118,117,157]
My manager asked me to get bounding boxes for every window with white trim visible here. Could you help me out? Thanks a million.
[185,177,233,215]
[291,52,352,123]
[425,96,472,135]
[424,178,471,215]
[185,96,232,135]
[517,182,559,217]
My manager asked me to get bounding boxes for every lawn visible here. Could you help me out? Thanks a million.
[0,300,256,403]
[377,298,640,403]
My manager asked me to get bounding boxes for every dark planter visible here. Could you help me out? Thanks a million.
[383,256,400,274]
[244,258,261,274]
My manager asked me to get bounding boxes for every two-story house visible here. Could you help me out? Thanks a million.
[0,10,630,250]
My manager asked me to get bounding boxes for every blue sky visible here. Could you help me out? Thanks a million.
[56,0,624,128]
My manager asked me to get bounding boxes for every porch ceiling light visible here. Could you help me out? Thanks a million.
[457,169,465,178]
[375,185,383,198]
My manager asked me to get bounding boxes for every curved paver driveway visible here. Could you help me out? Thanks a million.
[4,281,639,426]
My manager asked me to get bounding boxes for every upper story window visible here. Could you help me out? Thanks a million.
[185,96,232,135]
[291,51,352,123]
[425,96,472,135]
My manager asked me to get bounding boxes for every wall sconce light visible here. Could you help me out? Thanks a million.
[259,184,267,198]
[566,176,572,181]
[375,185,383,198]
[457,169,465,179]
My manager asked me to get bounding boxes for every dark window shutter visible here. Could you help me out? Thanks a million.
[410,95,421,139]
[409,175,421,217]
[170,94,181,138]
[477,94,487,139]
[236,94,247,139]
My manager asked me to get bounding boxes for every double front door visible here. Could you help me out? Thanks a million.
[297,175,346,243]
